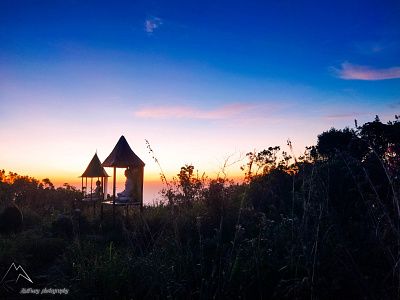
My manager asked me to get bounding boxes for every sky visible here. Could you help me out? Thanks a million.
[1,0,399,202]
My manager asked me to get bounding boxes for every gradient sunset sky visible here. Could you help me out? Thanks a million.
[1,0,399,190]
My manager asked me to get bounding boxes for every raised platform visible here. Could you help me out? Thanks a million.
[102,200,141,206]
[82,197,101,202]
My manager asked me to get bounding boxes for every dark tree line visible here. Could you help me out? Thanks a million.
[0,171,81,212]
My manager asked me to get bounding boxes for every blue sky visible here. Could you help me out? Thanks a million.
[1,0,399,191]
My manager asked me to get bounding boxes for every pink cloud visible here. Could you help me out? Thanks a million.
[333,62,400,80]
[324,113,363,120]
[135,106,194,118]
[134,103,254,119]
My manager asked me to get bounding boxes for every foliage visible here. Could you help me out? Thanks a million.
[0,172,81,213]
[0,116,399,299]
[317,127,357,160]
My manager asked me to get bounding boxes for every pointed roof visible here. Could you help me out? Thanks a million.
[101,136,145,168]
[81,153,109,178]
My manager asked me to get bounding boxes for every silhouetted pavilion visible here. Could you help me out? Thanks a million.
[80,152,109,216]
[101,136,145,224]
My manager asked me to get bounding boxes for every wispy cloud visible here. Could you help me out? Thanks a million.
[323,113,366,120]
[332,62,400,80]
[353,41,384,55]
[145,17,162,34]
[135,103,254,119]
[353,38,400,56]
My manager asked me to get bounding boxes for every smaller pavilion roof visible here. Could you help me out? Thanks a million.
[80,153,109,178]
[102,136,145,168]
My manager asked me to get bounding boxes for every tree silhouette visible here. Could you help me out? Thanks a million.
[316,127,356,160]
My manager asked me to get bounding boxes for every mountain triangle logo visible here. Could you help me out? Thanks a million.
[1,263,33,284]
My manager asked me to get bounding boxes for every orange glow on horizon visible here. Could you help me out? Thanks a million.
[2,167,245,189]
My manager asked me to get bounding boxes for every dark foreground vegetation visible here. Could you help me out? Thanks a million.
[1,116,399,299]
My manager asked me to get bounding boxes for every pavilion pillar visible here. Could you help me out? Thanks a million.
[113,167,116,227]
[140,166,144,212]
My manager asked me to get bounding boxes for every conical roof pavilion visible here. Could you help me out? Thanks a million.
[81,153,109,178]
[101,136,145,168]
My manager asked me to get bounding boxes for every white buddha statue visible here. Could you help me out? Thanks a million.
[116,168,134,203]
